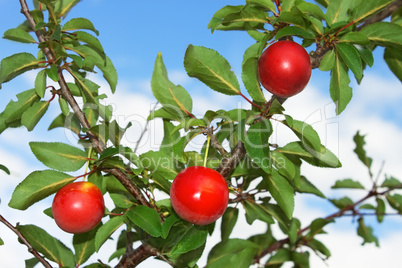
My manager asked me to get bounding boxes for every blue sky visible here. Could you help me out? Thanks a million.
[1,0,402,267]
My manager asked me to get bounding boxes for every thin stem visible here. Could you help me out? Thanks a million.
[333,20,358,37]
[209,132,228,156]
[75,168,96,181]
[83,147,94,180]
[203,134,211,167]
[134,102,158,154]
[0,214,53,268]
[238,92,262,110]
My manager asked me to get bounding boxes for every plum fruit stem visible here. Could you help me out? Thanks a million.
[203,134,211,167]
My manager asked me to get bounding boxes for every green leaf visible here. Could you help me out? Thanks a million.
[357,46,374,67]
[247,0,276,12]
[62,17,99,35]
[110,193,135,209]
[242,42,267,103]
[140,150,180,180]
[151,52,193,117]
[68,46,117,93]
[319,49,335,72]
[162,213,180,239]
[376,198,386,223]
[21,101,49,131]
[264,170,295,219]
[55,0,80,18]
[0,53,40,87]
[338,32,369,45]
[276,26,315,40]
[381,176,402,188]
[331,178,365,189]
[58,96,69,116]
[207,239,259,268]
[308,239,331,258]
[243,200,275,224]
[329,196,354,209]
[18,224,75,267]
[384,47,402,82]
[326,0,350,25]
[171,118,206,135]
[296,176,326,198]
[100,56,118,94]
[359,22,402,48]
[35,69,47,98]
[270,151,296,181]
[242,119,273,174]
[160,120,181,153]
[48,113,81,135]
[73,225,100,265]
[208,5,244,32]
[94,216,125,252]
[335,43,363,81]
[276,7,309,29]
[330,53,353,114]
[70,70,98,104]
[74,31,104,56]
[25,258,39,268]
[314,0,329,7]
[50,24,62,42]
[305,218,333,240]
[1,89,40,123]
[8,170,75,210]
[218,5,267,31]
[283,118,321,153]
[297,1,326,21]
[280,141,341,168]
[171,225,208,255]
[126,205,162,237]
[0,164,10,175]
[3,28,36,43]
[353,131,372,172]
[45,64,59,82]
[221,207,239,241]
[386,194,402,214]
[353,0,394,23]
[267,248,309,266]
[357,217,379,246]
[184,45,241,96]
[29,142,87,172]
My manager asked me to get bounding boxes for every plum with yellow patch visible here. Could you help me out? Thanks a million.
[52,181,104,233]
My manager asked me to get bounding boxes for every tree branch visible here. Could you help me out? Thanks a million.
[115,243,174,268]
[357,0,402,30]
[217,141,246,178]
[0,214,53,268]
[255,181,402,264]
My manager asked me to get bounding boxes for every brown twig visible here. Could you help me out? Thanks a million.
[0,214,53,268]
[116,243,174,268]
[217,141,246,178]
[255,181,402,264]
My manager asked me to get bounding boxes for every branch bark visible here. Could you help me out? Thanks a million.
[116,243,174,268]
[0,214,53,268]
